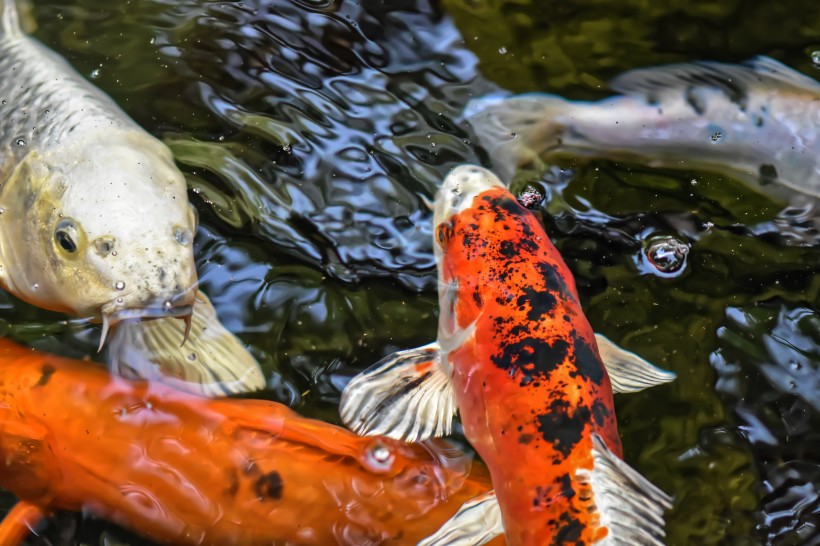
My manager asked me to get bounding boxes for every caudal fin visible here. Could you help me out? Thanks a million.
[339,342,457,442]
[464,94,571,180]
[107,291,266,397]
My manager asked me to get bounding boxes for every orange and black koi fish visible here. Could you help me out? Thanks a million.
[341,165,675,545]
[0,338,499,546]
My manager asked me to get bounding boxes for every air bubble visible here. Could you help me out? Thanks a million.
[15,138,26,147]
[114,281,125,290]
[645,236,690,274]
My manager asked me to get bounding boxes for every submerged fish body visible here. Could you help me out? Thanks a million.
[467,56,820,200]
[0,0,264,395]
[0,338,494,545]
[340,165,674,545]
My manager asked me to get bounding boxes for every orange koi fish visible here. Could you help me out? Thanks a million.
[0,338,498,546]
[341,165,675,545]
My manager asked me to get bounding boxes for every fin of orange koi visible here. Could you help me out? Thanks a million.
[107,291,266,397]
[594,334,677,393]
[582,434,673,546]
[339,342,457,442]
[418,490,504,546]
[0,502,45,546]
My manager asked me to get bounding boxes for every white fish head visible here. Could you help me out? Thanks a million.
[433,165,505,231]
[0,132,198,334]
[432,165,504,265]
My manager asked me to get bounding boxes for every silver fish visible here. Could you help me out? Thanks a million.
[0,0,264,395]
[466,56,820,201]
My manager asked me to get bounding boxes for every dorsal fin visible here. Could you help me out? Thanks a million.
[1,0,21,37]
[611,56,820,100]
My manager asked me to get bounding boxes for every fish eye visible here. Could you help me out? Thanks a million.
[363,441,395,473]
[54,219,80,254]
[435,222,453,246]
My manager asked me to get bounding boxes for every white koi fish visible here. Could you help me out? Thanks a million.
[0,0,264,395]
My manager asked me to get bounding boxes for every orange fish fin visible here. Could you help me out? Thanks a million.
[418,490,504,546]
[582,434,673,546]
[107,291,266,397]
[339,342,457,442]
[594,334,676,393]
[0,502,46,546]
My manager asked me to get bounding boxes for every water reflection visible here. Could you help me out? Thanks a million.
[5,0,819,544]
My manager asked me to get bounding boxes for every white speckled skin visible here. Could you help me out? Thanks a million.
[0,0,197,321]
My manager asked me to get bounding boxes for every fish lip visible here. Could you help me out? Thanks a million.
[104,304,194,323]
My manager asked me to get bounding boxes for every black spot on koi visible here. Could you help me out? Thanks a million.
[35,364,56,387]
[254,471,283,500]
[536,401,590,457]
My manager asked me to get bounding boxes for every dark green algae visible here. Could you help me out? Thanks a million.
[0,0,818,545]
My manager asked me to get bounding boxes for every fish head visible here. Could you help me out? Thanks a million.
[432,165,504,349]
[0,133,198,338]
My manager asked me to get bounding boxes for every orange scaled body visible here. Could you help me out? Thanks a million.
[436,184,621,545]
[0,339,495,546]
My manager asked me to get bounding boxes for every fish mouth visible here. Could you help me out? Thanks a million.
[98,303,194,352]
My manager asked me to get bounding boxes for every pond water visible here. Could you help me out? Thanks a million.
[3,0,819,544]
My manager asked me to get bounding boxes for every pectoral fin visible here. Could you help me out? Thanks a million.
[417,490,504,546]
[0,502,46,546]
[595,334,677,393]
[582,434,673,545]
[107,292,266,397]
[339,342,457,443]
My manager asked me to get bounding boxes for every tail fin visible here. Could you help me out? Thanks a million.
[0,0,20,37]
[107,291,266,397]
[464,94,571,180]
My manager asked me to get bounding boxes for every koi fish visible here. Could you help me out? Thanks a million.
[0,0,263,395]
[466,57,820,201]
[341,166,675,545]
[0,337,499,546]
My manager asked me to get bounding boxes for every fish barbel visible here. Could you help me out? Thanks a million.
[0,0,263,395]
[341,166,675,545]
[466,56,820,202]
[0,338,498,546]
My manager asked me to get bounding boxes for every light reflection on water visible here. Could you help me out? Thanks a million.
[1,0,817,544]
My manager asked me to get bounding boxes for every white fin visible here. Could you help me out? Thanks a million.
[584,434,673,546]
[0,0,20,37]
[611,56,820,99]
[595,334,677,394]
[465,95,570,180]
[339,342,457,442]
[417,490,504,546]
[107,292,266,397]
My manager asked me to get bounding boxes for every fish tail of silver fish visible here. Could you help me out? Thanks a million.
[466,57,820,200]
[464,94,574,181]
[1,0,21,38]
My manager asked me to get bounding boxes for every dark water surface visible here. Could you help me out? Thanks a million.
[2,0,819,544]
